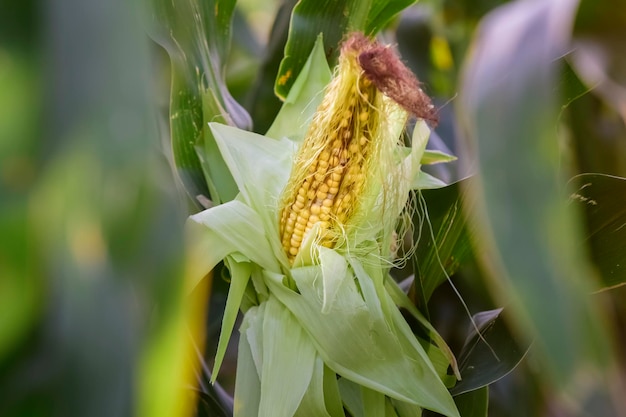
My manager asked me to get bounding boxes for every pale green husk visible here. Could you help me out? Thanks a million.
[187,36,460,417]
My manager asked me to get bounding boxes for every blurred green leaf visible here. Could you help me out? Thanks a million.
[147,0,250,204]
[567,0,626,178]
[275,0,415,99]
[0,48,42,364]
[449,309,529,396]
[411,180,475,307]
[0,1,203,416]
[569,173,626,290]
[458,0,612,384]
[561,64,626,178]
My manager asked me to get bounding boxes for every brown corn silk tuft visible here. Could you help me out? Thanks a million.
[279,33,432,263]
[358,38,439,126]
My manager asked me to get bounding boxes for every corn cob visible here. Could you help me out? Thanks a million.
[279,33,434,263]
[278,36,374,262]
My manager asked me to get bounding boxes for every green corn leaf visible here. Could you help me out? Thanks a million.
[323,364,346,417]
[275,0,417,99]
[266,34,332,141]
[147,0,250,204]
[274,0,369,99]
[246,0,298,133]
[365,0,417,34]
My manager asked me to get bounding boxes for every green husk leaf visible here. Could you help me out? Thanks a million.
[384,278,460,380]
[413,171,448,189]
[390,398,422,417]
[362,386,386,417]
[259,296,316,417]
[266,34,332,141]
[211,257,252,381]
[263,263,460,417]
[294,356,334,417]
[209,122,295,268]
[186,200,279,290]
[234,306,262,417]
[421,149,458,165]
[338,379,364,417]
[323,365,345,417]
[319,246,349,314]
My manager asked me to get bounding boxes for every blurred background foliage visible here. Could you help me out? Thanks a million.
[1,0,625,416]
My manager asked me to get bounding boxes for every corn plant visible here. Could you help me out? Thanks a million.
[2,0,626,417]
